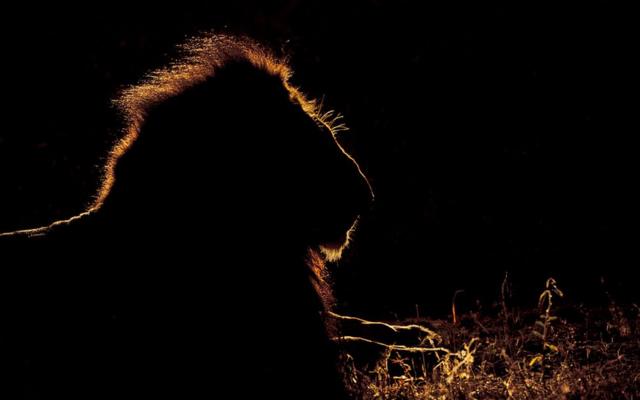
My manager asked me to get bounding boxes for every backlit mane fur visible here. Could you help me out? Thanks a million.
[0,34,375,322]
[0,34,371,242]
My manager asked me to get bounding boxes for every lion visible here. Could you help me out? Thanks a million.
[0,35,372,399]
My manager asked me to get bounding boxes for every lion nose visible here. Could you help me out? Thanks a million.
[334,152,374,221]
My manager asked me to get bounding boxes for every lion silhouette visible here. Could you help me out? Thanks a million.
[1,35,372,399]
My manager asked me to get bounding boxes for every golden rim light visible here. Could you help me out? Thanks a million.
[0,34,373,238]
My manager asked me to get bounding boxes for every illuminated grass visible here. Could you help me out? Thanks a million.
[333,278,640,399]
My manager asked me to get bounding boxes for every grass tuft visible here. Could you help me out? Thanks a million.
[333,277,639,399]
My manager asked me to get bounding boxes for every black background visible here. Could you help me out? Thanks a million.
[1,2,636,319]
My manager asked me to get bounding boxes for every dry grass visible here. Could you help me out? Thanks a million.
[332,277,639,399]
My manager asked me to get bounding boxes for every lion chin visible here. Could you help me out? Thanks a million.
[319,215,360,262]
[305,216,359,334]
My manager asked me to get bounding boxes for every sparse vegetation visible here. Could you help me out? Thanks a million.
[332,277,639,399]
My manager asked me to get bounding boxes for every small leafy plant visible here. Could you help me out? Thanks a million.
[530,277,563,370]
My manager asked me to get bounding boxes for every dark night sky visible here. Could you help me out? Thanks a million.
[0,2,636,317]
